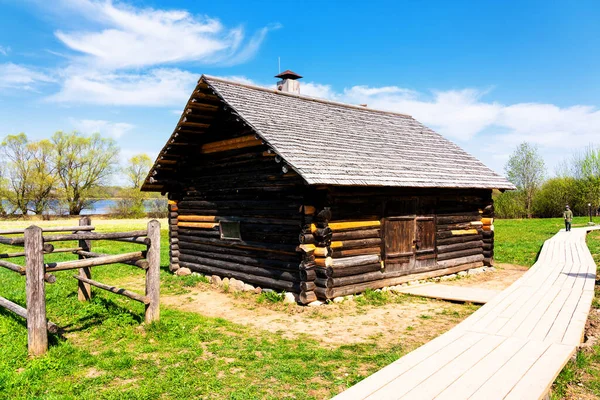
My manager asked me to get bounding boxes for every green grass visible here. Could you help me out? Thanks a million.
[0,219,408,399]
[495,216,599,267]
[1,216,596,399]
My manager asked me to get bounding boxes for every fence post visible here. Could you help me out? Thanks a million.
[145,219,160,323]
[25,225,48,356]
[77,216,92,301]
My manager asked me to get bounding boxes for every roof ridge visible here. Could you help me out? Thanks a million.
[201,74,413,119]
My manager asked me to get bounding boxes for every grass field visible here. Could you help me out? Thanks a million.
[0,216,598,399]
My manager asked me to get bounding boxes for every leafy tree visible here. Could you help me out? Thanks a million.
[532,177,577,217]
[51,131,119,215]
[494,190,527,219]
[505,142,546,218]
[571,145,600,215]
[0,134,56,215]
[125,153,153,189]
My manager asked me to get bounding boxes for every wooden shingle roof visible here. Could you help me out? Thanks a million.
[202,76,515,190]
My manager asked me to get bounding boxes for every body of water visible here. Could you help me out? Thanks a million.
[1,199,166,215]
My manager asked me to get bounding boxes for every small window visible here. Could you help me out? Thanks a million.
[220,221,241,240]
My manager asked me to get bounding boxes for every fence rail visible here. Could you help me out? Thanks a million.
[0,217,161,356]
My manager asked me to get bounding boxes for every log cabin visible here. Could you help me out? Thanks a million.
[141,71,515,304]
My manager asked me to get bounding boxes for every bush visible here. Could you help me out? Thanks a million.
[494,190,527,219]
[532,177,577,217]
[109,189,146,218]
[147,198,168,218]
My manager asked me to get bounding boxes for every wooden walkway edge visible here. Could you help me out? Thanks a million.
[333,226,600,400]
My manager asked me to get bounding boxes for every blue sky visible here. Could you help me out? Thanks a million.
[1,0,599,183]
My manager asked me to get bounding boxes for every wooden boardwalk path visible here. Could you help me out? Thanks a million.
[333,227,599,400]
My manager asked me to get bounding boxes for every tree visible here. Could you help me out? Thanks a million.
[125,153,153,189]
[571,145,600,215]
[51,131,119,215]
[532,177,577,217]
[110,153,153,218]
[505,142,546,218]
[0,134,56,215]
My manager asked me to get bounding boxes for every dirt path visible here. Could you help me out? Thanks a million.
[110,265,526,348]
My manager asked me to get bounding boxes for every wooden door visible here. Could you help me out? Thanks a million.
[383,217,414,259]
[383,215,437,273]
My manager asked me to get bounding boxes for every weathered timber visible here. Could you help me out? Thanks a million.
[436,240,483,254]
[176,235,298,255]
[483,250,494,258]
[179,248,300,271]
[314,262,483,299]
[332,229,380,241]
[436,247,483,261]
[113,237,151,245]
[0,259,24,274]
[317,263,381,278]
[179,261,301,292]
[178,222,219,229]
[299,291,317,304]
[77,216,92,302]
[316,271,385,288]
[436,234,483,245]
[178,254,300,281]
[300,268,316,281]
[74,250,149,270]
[45,251,145,272]
[1,247,83,259]
[331,246,382,258]
[311,220,380,232]
[436,254,484,268]
[436,215,482,224]
[11,230,149,245]
[0,225,95,235]
[482,230,494,238]
[178,240,299,262]
[0,296,59,334]
[24,226,47,356]
[301,281,316,292]
[177,215,217,222]
[145,220,161,323]
[315,254,380,268]
[72,275,149,304]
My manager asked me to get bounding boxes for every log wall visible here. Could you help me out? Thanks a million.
[309,187,494,300]
[164,106,316,301]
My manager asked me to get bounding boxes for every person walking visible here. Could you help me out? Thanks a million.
[564,205,573,232]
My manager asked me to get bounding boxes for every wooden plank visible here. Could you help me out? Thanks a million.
[24,226,48,356]
[435,336,527,400]
[331,329,467,400]
[145,220,161,323]
[0,296,59,334]
[400,335,506,399]
[72,275,149,304]
[469,340,551,400]
[45,251,145,272]
[363,332,487,399]
[0,225,95,235]
[504,343,576,400]
[78,216,92,302]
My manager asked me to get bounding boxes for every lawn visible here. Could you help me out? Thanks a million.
[494,216,599,266]
[0,218,459,399]
[0,216,598,399]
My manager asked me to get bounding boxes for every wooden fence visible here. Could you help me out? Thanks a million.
[0,217,160,356]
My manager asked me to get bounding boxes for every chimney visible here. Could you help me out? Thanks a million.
[275,70,302,94]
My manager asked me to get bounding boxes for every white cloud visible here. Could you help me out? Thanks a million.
[0,63,55,90]
[70,118,134,138]
[54,0,275,70]
[0,46,9,56]
[50,68,197,106]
